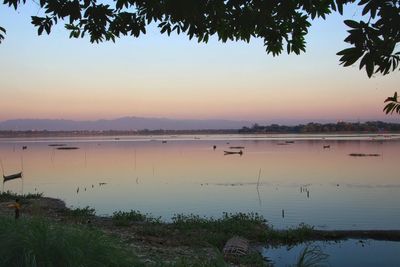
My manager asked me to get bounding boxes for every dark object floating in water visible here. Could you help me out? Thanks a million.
[22,146,27,150]
[99,182,107,186]
[56,147,80,150]
[213,145,217,150]
[224,150,243,155]
[48,144,67,147]
[276,143,288,145]
[349,153,380,157]
[323,145,330,149]
[3,172,23,183]
[285,141,295,144]
[230,146,245,149]
[162,140,167,144]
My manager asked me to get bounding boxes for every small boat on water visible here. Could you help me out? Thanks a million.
[3,172,23,183]
[224,150,243,155]
[56,147,80,150]
[323,145,330,149]
[48,144,67,147]
[229,146,245,149]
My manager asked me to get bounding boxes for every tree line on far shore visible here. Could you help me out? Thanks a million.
[239,121,400,134]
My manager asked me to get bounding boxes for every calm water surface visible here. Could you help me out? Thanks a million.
[262,239,400,267]
[1,134,399,230]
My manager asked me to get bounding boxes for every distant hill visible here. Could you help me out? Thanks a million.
[0,117,254,131]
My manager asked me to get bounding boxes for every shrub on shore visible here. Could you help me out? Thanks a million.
[112,210,161,226]
[171,212,268,248]
[64,206,96,223]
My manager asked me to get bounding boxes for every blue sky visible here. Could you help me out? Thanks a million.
[0,1,399,124]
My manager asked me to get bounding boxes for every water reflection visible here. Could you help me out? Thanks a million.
[0,135,399,229]
[262,239,400,267]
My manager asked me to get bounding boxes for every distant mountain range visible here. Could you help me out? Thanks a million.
[0,117,254,131]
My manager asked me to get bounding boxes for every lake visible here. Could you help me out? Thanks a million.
[1,134,399,230]
[262,239,400,267]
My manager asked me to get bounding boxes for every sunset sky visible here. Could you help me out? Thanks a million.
[0,2,399,124]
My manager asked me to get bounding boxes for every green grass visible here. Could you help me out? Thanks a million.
[0,191,43,203]
[266,223,315,244]
[225,251,267,267]
[170,212,268,248]
[64,206,95,223]
[0,216,143,267]
[112,210,161,226]
[0,193,320,266]
[159,255,228,267]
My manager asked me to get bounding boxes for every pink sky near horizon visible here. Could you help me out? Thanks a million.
[0,3,399,124]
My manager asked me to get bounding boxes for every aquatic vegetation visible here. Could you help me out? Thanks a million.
[295,245,329,267]
[266,223,315,244]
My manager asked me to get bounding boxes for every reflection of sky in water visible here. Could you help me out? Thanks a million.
[262,239,400,267]
[1,135,399,229]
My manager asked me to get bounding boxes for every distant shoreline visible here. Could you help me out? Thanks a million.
[1,130,400,139]
[1,121,400,138]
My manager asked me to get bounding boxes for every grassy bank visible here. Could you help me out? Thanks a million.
[0,192,269,266]
[0,216,142,267]
[1,191,399,266]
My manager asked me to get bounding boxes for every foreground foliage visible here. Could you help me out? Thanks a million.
[0,216,142,267]
[384,92,400,115]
